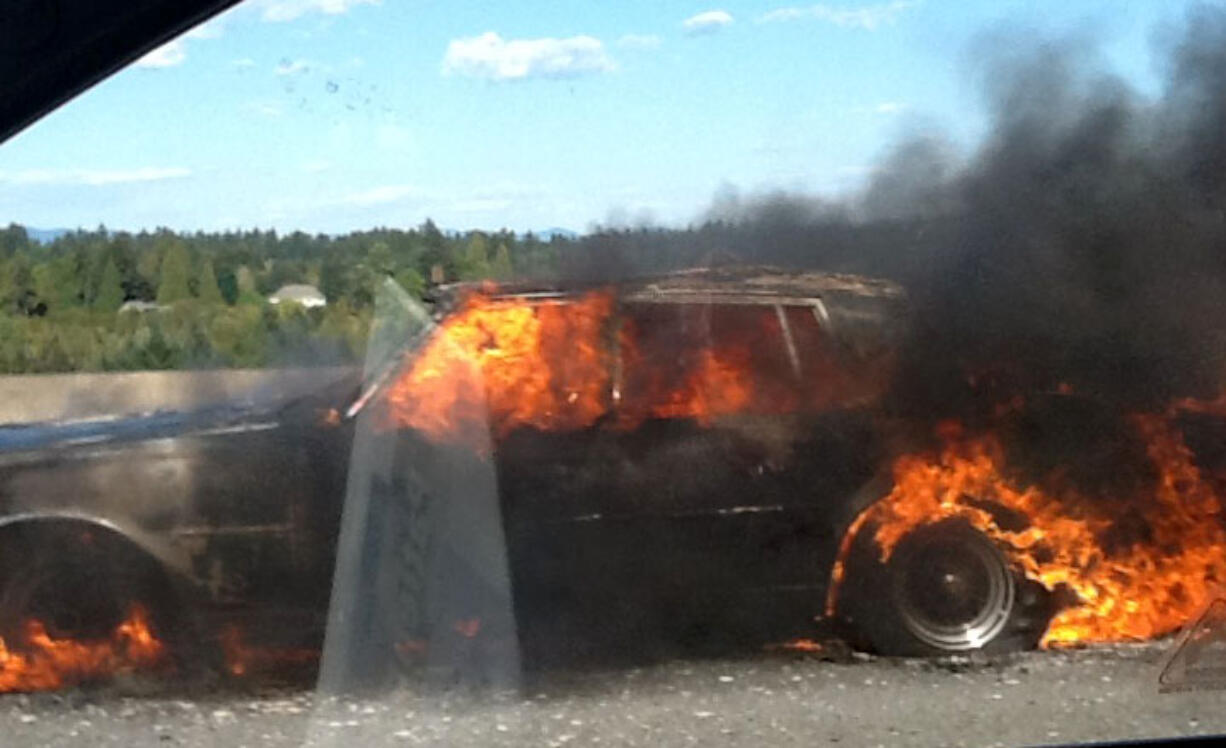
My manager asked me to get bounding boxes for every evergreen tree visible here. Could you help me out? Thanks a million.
[491,242,513,280]
[136,247,161,292]
[421,219,444,251]
[215,265,239,305]
[156,242,191,304]
[34,256,85,311]
[197,258,224,304]
[367,241,394,275]
[319,253,350,304]
[235,265,264,305]
[0,253,40,315]
[394,267,425,298]
[459,233,490,280]
[0,224,28,258]
[93,258,125,312]
[420,218,447,270]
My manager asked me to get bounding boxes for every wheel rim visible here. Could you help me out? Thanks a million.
[890,524,1015,652]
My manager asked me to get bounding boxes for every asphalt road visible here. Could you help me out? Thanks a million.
[1,644,1223,747]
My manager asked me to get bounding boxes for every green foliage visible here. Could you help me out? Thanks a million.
[208,305,269,367]
[234,265,263,305]
[156,241,192,305]
[367,241,394,275]
[196,258,224,305]
[34,256,84,311]
[0,220,583,374]
[0,224,27,257]
[0,253,40,316]
[136,247,161,289]
[459,233,490,280]
[319,254,350,306]
[393,267,425,298]
[93,258,125,312]
[318,300,371,360]
[491,242,513,280]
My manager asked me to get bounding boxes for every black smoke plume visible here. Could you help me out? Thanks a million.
[565,6,1226,419]
[895,8,1226,415]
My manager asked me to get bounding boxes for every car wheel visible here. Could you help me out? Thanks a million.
[2,550,136,641]
[0,525,193,679]
[836,518,1050,656]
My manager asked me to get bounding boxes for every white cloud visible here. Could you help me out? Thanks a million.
[275,59,311,75]
[186,19,225,39]
[617,34,662,50]
[135,40,187,68]
[341,184,420,206]
[132,17,226,69]
[258,0,380,22]
[682,10,734,35]
[849,100,909,116]
[758,1,918,29]
[442,32,614,81]
[0,167,192,186]
[874,100,908,114]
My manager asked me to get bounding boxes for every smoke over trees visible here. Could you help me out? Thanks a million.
[568,6,1226,415]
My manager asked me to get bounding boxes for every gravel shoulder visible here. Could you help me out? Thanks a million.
[1,644,1223,747]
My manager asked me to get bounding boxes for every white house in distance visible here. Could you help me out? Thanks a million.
[268,284,327,308]
[118,300,163,313]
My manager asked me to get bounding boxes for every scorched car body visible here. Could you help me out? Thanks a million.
[0,266,1060,665]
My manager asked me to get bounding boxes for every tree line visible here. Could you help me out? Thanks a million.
[0,220,560,374]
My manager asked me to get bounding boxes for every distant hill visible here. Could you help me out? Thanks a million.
[25,227,72,244]
[534,227,579,241]
[18,225,582,244]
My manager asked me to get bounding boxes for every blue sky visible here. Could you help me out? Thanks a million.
[0,0,1204,235]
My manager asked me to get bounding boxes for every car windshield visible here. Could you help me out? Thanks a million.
[3,0,1226,745]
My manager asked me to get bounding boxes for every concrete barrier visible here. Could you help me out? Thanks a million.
[0,367,359,425]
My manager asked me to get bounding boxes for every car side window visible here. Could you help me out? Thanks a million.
[779,304,889,410]
[615,302,834,424]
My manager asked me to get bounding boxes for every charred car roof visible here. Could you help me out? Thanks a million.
[346,265,908,421]
[432,265,905,308]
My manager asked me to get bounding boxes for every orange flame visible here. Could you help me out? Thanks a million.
[385,291,614,449]
[770,637,826,653]
[219,625,318,678]
[850,406,1226,646]
[384,290,881,447]
[0,604,166,692]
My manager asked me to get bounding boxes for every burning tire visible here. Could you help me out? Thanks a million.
[0,523,190,677]
[836,519,1050,656]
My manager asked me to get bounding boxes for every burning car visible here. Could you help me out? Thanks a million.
[344,265,1059,668]
[358,264,1226,667]
[7,264,1226,690]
